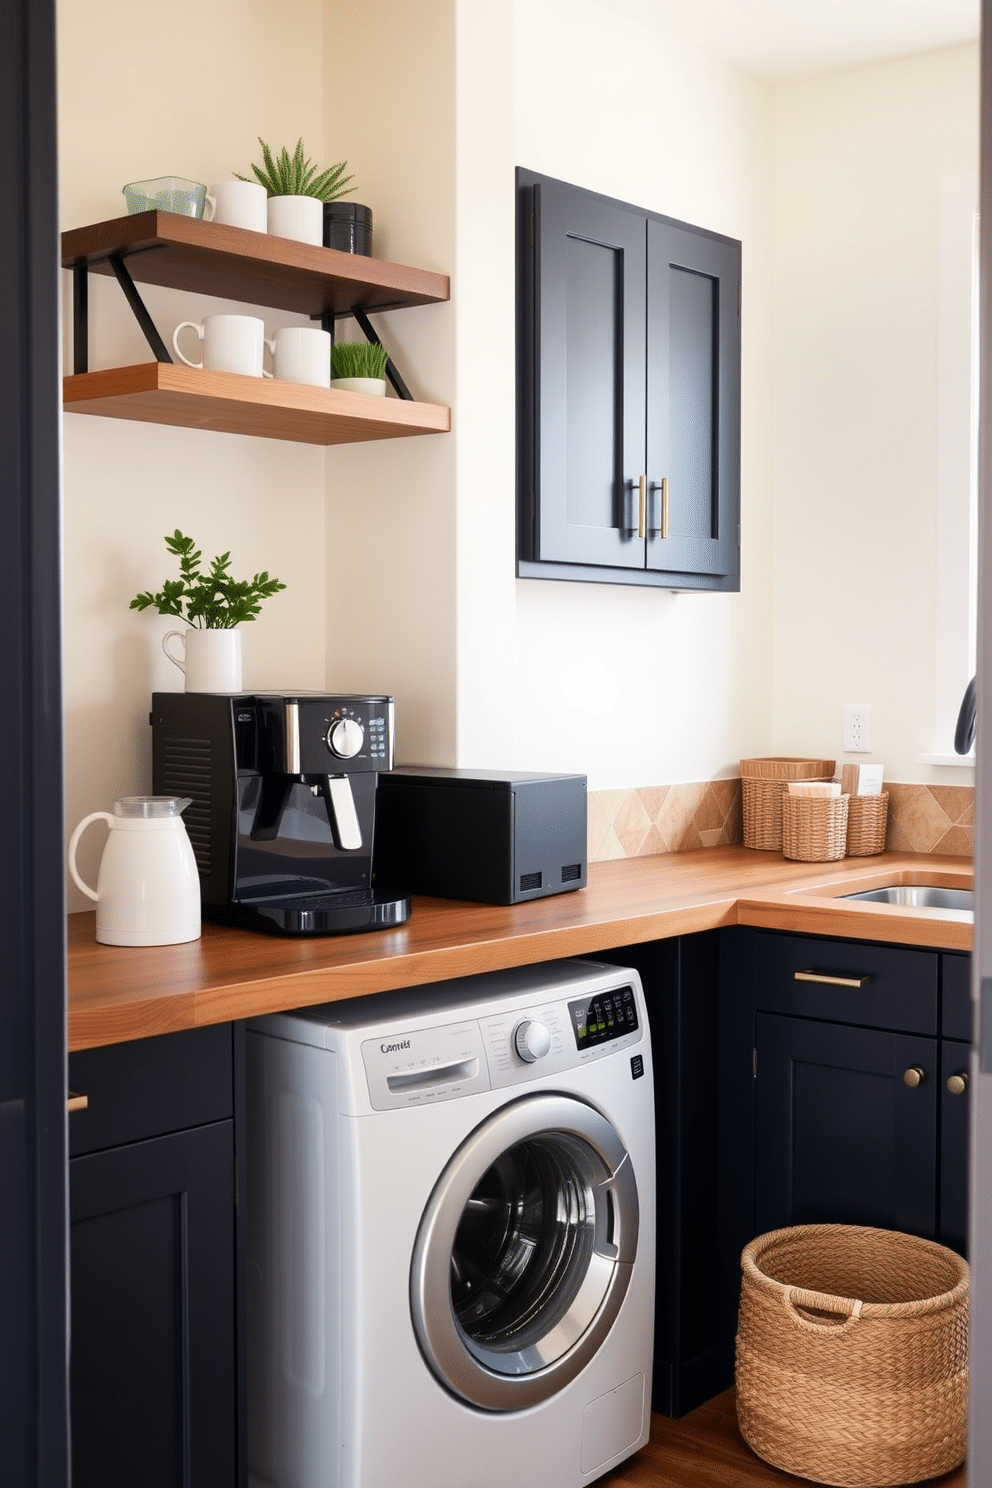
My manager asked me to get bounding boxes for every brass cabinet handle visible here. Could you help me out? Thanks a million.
[903,1067,926,1089]
[794,970,872,989]
[659,476,669,539]
[637,474,647,539]
[67,1091,89,1113]
[946,1072,969,1096]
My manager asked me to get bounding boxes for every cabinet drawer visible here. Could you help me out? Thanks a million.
[942,953,973,1041]
[755,934,938,1035]
[68,1023,233,1156]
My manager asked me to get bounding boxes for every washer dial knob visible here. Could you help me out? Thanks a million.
[514,1019,552,1064]
[326,718,365,759]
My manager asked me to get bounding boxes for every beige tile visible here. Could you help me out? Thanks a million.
[698,827,724,848]
[654,789,695,852]
[890,786,952,853]
[637,785,670,821]
[592,789,630,833]
[640,824,668,857]
[614,791,652,839]
[931,785,973,824]
[692,784,727,834]
[590,824,626,862]
[934,824,974,858]
[586,793,611,863]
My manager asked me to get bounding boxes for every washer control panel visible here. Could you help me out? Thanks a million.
[360,981,643,1109]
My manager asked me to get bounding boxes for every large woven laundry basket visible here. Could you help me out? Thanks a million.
[736,1224,969,1487]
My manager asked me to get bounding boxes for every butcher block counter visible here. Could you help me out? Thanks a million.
[67,846,973,1051]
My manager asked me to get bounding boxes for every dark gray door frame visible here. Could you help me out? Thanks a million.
[0,0,69,1483]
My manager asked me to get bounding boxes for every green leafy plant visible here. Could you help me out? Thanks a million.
[129,531,287,629]
[331,340,389,381]
[235,137,354,201]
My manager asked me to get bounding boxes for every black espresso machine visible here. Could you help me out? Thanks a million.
[150,692,410,936]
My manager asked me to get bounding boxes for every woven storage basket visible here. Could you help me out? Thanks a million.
[845,792,889,857]
[736,1224,969,1487]
[740,759,836,851]
[781,792,849,862]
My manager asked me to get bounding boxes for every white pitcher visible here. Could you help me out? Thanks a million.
[68,796,201,946]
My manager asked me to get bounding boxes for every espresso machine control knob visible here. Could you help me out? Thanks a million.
[513,1019,552,1064]
[326,718,365,759]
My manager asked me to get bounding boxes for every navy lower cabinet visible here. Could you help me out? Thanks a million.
[717,929,972,1381]
[597,934,724,1417]
[68,1024,241,1488]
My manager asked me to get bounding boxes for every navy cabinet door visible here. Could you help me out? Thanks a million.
[70,1121,236,1488]
[645,220,740,581]
[754,1013,938,1239]
[941,1038,971,1255]
[527,175,647,569]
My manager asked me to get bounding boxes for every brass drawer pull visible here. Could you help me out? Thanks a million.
[947,1072,969,1096]
[659,476,669,539]
[67,1091,89,1113]
[903,1066,927,1088]
[637,474,647,539]
[794,970,872,990]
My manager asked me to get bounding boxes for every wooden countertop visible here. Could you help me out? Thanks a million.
[67,847,973,1051]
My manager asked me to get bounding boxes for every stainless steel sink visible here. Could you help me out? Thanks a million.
[841,885,973,916]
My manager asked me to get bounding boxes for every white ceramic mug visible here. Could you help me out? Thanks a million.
[267,194,323,246]
[162,627,243,692]
[264,326,331,387]
[172,314,265,377]
[204,180,267,233]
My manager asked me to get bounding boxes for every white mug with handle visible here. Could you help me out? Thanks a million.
[204,180,267,232]
[172,314,266,377]
[264,326,332,387]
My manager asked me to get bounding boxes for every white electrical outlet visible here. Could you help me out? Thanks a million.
[843,705,872,754]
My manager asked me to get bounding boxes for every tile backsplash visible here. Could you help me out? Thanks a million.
[588,780,973,864]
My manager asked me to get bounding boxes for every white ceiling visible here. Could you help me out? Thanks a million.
[596,0,980,82]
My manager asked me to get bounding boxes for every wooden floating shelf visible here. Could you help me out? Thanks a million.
[61,211,450,318]
[63,363,451,446]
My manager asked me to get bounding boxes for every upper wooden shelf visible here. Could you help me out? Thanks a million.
[61,211,450,319]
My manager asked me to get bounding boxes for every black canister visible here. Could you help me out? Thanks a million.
[323,201,373,255]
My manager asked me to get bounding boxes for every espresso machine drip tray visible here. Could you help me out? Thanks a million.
[233,887,411,937]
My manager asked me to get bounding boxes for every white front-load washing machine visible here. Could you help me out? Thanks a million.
[245,958,655,1488]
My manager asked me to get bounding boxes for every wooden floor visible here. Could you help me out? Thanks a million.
[599,1389,966,1487]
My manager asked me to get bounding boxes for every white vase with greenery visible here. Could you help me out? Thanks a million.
[236,137,354,246]
[330,339,389,397]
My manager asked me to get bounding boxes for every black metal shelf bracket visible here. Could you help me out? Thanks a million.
[69,251,173,372]
[353,307,413,401]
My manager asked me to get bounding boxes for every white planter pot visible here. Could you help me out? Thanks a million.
[266,194,323,245]
[330,377,387,397]
[162,627,243,693]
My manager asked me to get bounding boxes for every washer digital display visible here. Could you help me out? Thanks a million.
[567,985,638,1050]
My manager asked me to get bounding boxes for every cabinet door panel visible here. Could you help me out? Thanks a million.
[70,1121,236,1488]
[754,1014,937,1240]
[940,1039,971,1255]
[646,222,740,579]
[532,179,646,567]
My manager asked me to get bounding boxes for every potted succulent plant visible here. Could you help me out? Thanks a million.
[330,340,389,397]
[235,136,356,245]
[130,529,286,692]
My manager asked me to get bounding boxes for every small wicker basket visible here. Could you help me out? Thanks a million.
[781,792,849,862]
[736,1224,969,1487]
[845,792,889,857]
[740,759,836,852]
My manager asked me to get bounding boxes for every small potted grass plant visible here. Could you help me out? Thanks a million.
[235,137,354,245]
[330,340,389,397]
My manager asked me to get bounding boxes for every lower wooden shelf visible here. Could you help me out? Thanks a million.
[63,362,451,446]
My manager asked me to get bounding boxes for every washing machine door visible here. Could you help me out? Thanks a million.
[410,1092,639,1411]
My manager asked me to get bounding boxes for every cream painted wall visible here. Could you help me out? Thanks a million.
[59,0,330,908]
[510,0,775,788]
[772,45,979,784]
[323,0,775,788]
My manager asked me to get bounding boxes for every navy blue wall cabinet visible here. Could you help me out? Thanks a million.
[516,168,741,591]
